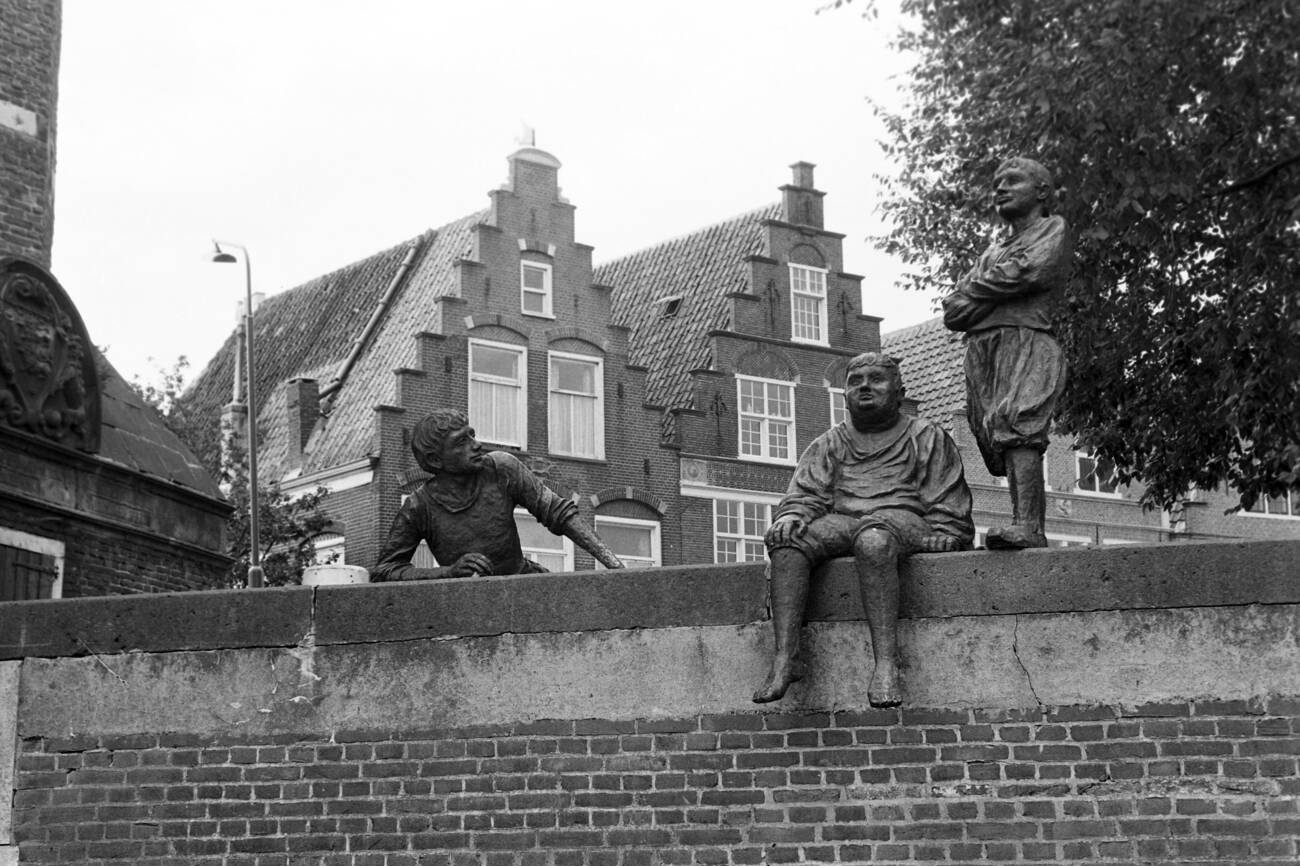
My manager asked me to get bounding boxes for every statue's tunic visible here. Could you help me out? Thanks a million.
[767,416,974,561]
[942,214,1072,476]
[373,451,576,581]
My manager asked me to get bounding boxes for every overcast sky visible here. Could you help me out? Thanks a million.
[51,0,936,389]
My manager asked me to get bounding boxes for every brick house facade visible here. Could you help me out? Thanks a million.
[189,147,1296,575]
[188,151,884,571]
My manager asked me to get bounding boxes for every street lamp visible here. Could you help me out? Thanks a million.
[211,240,263,589]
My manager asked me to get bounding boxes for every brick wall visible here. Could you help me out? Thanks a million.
[3,540,1298,863]
[12,699,1300,864]
[0,0,60,266]
[0,443,230,596]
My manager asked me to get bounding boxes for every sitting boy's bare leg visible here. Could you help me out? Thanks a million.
[853,529,903,708]
[753,548,813,704]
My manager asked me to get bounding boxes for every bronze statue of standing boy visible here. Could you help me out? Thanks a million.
[943,157,1072,549]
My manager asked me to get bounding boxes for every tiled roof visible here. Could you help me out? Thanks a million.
[880,315,967,428]
[595,204,781,416]
[187,211,487,480]
[97,352,224,499]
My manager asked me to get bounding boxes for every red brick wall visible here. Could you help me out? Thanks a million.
[1,502,227,595]
[14,699,1300,864]
[0,0,60,266]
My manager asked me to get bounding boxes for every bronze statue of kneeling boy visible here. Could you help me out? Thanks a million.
[754,353,973,708]
[373,409,624,581]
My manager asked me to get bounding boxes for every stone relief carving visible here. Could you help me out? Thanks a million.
[0,257,100,451]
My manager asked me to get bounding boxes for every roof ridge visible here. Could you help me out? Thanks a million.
[882,313,945,341]
[594,202,781,268]
[263,209,488,307]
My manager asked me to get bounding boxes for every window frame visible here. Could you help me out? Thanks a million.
[713,497,773,564]
[515,508,574,571]
[788,263,829,346]
[520,259,554,319]
[828,387,846,428]
[1074,449,1121,498]
[0,526,64,600]
[548,350,605,460]
[468,338,528,449]
[1244,490,1300,519]
[310,532,345,566]
[593,515,661,569]
[735,374,797,466]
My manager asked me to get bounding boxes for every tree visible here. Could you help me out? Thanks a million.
[865,0,1299,509]
[132,357,333,586]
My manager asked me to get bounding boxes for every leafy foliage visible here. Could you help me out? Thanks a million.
[132,357,333,586]
[868,0,1300,509]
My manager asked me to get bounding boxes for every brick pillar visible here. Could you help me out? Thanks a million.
[0,0,61,266]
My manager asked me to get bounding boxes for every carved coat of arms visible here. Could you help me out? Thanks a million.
[0,258,100,451]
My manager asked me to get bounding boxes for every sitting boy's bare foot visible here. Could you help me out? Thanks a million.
[753,657,804,704]
[868,663,902,708]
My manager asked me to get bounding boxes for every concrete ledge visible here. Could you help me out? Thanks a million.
[313,563,766,645]
[0,586,311,660]
[820,538,1300,621]
[1,540,1296,660]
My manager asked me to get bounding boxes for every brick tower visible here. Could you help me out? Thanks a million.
[0,0,62,266]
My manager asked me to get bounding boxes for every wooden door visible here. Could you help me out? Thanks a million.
[0,543,58,600]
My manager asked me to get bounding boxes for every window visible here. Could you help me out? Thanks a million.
[311,533,345,565]
[549,352,604,459]
[1075,450,1119,496]
[789,264,828,345]
[1246,490,1300,519]
[469,340,526,448]
[521,261,553,318]
[737,376,795,463]
[0,527,63,600]
[516,510,573,571]
[714,499,771,563]
[829,388,846,427]
[594,516,661,568]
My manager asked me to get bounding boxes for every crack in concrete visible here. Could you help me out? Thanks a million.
[1010,615,1044,709]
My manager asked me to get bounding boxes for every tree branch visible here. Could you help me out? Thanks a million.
[1211,153,1300,197]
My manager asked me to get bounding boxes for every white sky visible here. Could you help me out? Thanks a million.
[51,0,937,389]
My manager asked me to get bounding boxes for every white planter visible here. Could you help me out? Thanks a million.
[301,565,370,586]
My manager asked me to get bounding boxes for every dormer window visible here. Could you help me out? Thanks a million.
[521,261,553,318]
[789,264,828,345]
[659,295,683,318]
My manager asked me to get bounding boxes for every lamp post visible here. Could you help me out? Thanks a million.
[212,240,263,589]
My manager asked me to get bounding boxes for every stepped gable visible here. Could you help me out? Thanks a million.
[97,353,223,499]
[595,204,780,417]
[300,210,486,474]
[880,315,967,427]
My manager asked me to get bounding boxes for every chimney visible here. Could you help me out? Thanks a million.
[285,378,320,469]
[781,161,825,229]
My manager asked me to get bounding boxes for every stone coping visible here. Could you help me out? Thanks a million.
[1,539,1296,661]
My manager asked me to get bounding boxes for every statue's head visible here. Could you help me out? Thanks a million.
[993,157,1053,220]
[844,352,904,429]
[411,409,485,475]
